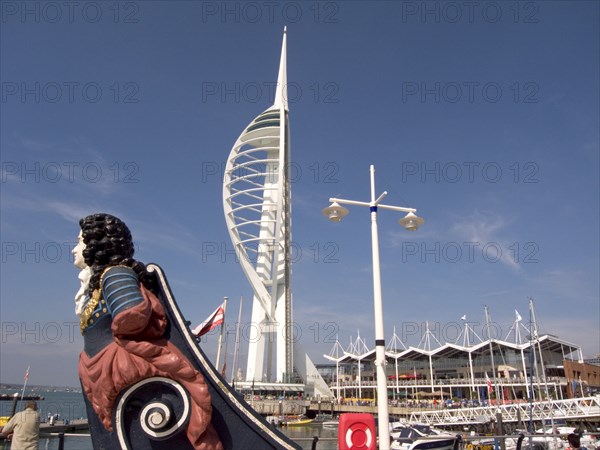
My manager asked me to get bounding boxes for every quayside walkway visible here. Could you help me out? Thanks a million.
[247,395,600,432]
[255,395,600,425]
[409,396,600,426]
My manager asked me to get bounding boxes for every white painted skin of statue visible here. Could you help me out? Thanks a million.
[73,231,91,316]
[72,231,86,270]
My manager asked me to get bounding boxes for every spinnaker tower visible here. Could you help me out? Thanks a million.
[223,28,292,383]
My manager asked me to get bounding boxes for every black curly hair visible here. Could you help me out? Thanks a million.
[79,213,154,295]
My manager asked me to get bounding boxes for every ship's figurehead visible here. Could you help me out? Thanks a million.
[74,213,300,450]
[74,213,222,449]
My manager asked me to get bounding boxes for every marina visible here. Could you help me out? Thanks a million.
[2,387,599,449]
[2,417,599,450]
[1,3,599,450]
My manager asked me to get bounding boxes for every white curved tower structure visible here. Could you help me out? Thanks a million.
[223,29,292,383]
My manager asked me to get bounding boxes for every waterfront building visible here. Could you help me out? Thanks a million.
[584,355,600,366]
[321,324,586,403]
[564,360,600,397]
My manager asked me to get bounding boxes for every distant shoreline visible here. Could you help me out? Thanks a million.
[0,384,81,393]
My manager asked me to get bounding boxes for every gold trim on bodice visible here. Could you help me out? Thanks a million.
[80,288,102,334]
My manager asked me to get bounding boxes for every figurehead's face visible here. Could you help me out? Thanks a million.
[73,231,87,270]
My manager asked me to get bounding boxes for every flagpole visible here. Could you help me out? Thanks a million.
[231,296,243,382]
[221,327,229,378]
[20,366,30,402]
[215,297,228,373]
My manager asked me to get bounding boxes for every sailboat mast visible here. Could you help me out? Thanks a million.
[529,297,557,437]
[530,298,552,397]
[484,305,499,401]
[463,319,477,401]
[528,305,535,438]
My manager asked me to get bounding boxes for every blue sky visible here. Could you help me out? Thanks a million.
[1,1,598,387]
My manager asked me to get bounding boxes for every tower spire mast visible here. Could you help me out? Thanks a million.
[274,26,288,111]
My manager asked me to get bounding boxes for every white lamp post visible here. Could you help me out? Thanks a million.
[323,165,424,450]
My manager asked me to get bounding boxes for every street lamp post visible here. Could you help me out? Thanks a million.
[323,165,424,450]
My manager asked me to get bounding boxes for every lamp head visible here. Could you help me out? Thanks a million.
[399,211,425,231]
[322,202,349,222]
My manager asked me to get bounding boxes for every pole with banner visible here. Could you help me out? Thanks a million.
[215,297,228,373]
[20,366,30,402]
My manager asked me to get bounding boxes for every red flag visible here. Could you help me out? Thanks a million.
[192,304,225,336]
[24,367,29,382]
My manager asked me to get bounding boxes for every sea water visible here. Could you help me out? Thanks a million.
[1,389,90,450]
[283,425,338,450]
[1,390,338,450]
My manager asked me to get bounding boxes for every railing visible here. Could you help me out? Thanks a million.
[410,396,600,426]
[330,376,568,388]
[36,430,600,450]
[38,432,91,450]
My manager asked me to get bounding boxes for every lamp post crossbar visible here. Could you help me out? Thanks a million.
[329,197,417,214]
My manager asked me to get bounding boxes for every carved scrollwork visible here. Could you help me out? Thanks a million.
[115,377,191,449]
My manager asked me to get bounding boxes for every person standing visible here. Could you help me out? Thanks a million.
[0,401,40,449]
[567,433,588,450]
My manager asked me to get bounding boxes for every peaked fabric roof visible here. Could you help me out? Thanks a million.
[324,334,581,364]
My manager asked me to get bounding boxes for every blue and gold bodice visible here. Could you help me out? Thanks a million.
[79,266,144,356]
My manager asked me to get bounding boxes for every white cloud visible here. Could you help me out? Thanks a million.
[450,209,520,270]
